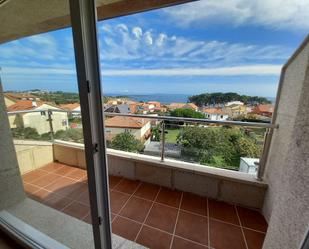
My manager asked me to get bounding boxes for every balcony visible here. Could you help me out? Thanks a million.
[15,139,267,249]
[23,163,267,249]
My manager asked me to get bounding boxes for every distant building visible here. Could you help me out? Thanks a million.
[226,101,244,107]
[7,100,68,134]
[225,102,247,117]
[147,101,161,108]
[203,108,229,121]
[59,103,81,117]
[105,116,151,141]
[104,104,131,114]
[168,102,198,111]
[251,104,274,117]
[4,92,40,108]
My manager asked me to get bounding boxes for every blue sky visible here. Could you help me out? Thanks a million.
[0,0,308,97]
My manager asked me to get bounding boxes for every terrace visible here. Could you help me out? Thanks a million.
[22,160,267,249]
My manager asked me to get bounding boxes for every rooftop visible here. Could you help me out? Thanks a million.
[7,100,60,112]
[4,92,37,101]
[59,103,80,111]
[254,105,274,113]
[203,108,228,115]
[105,116,150,129]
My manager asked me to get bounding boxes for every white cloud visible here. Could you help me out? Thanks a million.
[99,23,291,64]
[116,23,129,33]
[27,34,56,47]
[101,65,281,76]
[2,67,75,75]
[164,0,309,30]
[132,27,143,39]
[156,33,167,47]
[2,64,281,77]
[144,31,153,45]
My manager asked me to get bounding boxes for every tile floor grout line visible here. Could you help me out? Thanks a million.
[241,226,266,234]
[59,197,78,212]
[169,191,183,249]
[110,177,125,191]
[207,198,210,248]
[112,188,211,219]
[81,210,91,221]
[115,181,143,216]
[25,175,88,205]
[235,205,249,249]
[25,167,267,248]
[30,172,79,192]
[26,174,267,228]
[133,186,161,242]
[37,164,88,183]
[25,179,77,202]
[111,214,117,223]
[96,211,210,249]
[173,234,209,248]
[22,171,50,185]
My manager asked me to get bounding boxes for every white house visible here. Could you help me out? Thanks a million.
[105,116,151,141]
[60,103,81,117]
[7,100,69,134]
[225,101,244,107]
[203,108,229,121]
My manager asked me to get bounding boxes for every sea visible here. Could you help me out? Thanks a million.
[106,93,276,104]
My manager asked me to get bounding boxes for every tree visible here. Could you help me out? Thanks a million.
[110,133,144,152]
[54,128,84,143]
[178,126,262,169]
[11,127,40,140]
[151,125,161,141]
[170,108,204,119]
[188,92,271,106]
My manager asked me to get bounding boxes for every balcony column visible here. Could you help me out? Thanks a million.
[0,82,25,210]
[262,37,309,249]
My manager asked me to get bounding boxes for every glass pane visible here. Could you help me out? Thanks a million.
[95,0,304,246]
[0,2,94,248]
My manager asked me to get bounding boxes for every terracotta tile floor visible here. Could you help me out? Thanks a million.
[22,162,268,249]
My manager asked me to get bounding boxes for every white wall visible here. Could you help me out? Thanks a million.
[105,122,151,141]
[205,113,229,121]
[22,105,68,134]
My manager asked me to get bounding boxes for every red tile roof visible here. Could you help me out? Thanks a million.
[255,104,274,113]
[203,108,227,115]
[4,92,37,101]
[59,103,80,111]
[7,100,60,112]
[105,116,150,129]
[7,100,44,111]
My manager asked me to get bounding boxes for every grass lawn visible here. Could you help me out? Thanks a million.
[165,129,180,143]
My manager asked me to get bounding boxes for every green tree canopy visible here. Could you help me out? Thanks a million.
[188,92,271,106]
[11,127,41,140]
[110,133,144,152]
[170,108,204,119]
[178,126,261,169]
[54,128,84,143]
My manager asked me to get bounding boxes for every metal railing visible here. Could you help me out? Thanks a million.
[7,109,278,180]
